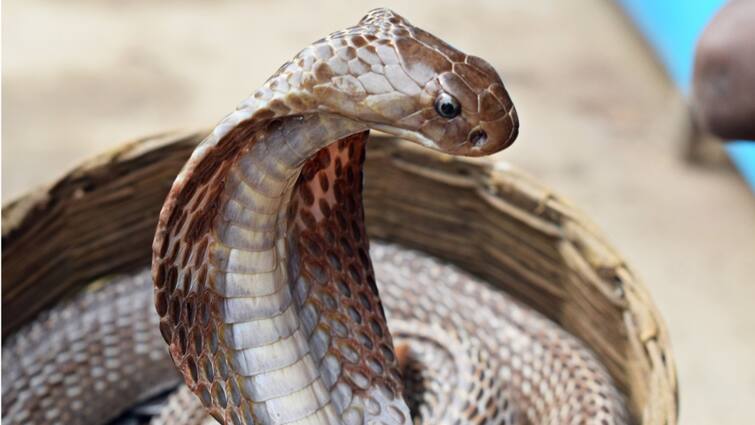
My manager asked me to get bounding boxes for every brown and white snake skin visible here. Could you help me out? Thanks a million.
[2,8,630,425]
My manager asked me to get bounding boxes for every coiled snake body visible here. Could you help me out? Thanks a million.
[3,9,629,425]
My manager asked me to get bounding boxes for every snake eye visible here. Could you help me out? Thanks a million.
[434,93,461,119]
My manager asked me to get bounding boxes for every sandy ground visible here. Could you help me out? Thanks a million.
[3,0,754,423]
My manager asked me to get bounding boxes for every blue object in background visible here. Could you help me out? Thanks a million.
[618,0,755,190]
[728,143,755,188]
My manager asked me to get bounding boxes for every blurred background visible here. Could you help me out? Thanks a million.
[2,0,754,423]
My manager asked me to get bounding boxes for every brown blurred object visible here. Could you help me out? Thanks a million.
[693,0,755,141]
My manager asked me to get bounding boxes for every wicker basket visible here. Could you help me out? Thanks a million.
[1,131,678,424]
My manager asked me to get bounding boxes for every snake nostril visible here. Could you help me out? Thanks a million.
[469,129,487,147]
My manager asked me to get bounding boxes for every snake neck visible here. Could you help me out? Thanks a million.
[154,113,410,425]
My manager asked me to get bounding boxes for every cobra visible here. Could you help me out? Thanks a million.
[2,8,630,425]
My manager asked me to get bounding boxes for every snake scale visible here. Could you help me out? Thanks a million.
[2,8,630,425]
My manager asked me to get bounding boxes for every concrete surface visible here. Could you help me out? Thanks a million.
[2,0,754,423]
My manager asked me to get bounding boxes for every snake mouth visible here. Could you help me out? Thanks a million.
[372,124,508,158]
[370,123,442,151]
[370,105,519,158]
